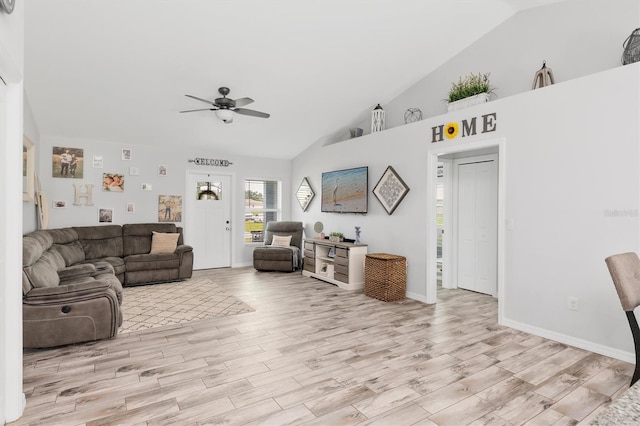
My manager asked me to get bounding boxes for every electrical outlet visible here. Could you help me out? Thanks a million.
[568,297,579,311]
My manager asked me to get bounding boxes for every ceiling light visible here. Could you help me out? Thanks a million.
[215,109,234,123]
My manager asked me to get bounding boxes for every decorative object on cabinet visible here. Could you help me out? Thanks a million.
[23,136,35,202]
[314,221,324,239]
[329,232,344,242]
[321,166,368,214]
[365,253,407,302]
[371,104,385,133]
[447,72,493,112]
[302,238,368,290]
[403,108,423,124]
[531,61,555,89]
[296,177,315,212]
[349,128,363,138]
[373,166,410,215]
[622,28,640,65]
[354,226,361,244]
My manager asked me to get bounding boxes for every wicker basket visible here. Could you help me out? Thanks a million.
[365,253,407,302]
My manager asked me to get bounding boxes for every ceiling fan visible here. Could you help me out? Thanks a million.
[180,87,270,124]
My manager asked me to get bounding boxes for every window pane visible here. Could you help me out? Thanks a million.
[197,181,221,200]
[245,179,280,243]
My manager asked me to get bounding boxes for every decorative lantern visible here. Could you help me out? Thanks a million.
[371,104,385,133]
[622,28,640,65]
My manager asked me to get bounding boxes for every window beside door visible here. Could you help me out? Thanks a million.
[245,179,281,243]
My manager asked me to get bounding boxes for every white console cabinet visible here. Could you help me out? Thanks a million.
[302,239,368,290]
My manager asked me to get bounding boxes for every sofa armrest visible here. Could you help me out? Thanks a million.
[23,280,115,305]
[58,263,96,281]
[175,244,192,255]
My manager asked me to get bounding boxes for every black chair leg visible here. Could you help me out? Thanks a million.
[626,311,640,386]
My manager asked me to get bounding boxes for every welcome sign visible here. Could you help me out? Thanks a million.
[431,112,497,143]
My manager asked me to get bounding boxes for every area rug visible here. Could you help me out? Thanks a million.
[119,278,255,333]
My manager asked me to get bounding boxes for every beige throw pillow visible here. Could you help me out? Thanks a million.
[271,234,292,247]
[150,231,180,254]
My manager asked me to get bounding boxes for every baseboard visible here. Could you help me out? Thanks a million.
[501,317,635,363]
[233,262,253,268]
[406,291,430,304]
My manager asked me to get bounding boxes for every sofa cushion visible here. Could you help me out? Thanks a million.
[83,257,126,277]
[122,223,178,256]
[24,251,61,288]
[74,225,124,260]
[51,241,85,266]
[150,231,180,254]
[271,235,292,247]
[58,263,97,282]
[23,236,45,267]
[125,253,180,271]
[24,230,54,251]
[47,228,78,244]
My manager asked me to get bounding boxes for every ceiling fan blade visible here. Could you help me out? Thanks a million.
[185,94,217,105]
[179,108,217,113]
[233,97,254,107]
[234,108,270,119]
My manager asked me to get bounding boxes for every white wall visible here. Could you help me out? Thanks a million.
[0,1,26,423]
[292,63,640,361]
[37,136,291,267]
[349,0,637,136]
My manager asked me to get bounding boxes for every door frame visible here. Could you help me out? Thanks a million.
[426,138,506,324]
[451,154,498,296]
[184,169,235,269]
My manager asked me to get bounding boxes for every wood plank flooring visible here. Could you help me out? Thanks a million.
[10,267,633,425]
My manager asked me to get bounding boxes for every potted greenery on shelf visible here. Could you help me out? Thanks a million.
[447,72,494,112]
[329,232,344,242]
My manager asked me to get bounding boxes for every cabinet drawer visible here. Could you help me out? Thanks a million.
[334,264,349,276]
[304,241,315,251]
[335,272,349,283]
[335,247,349,259]
[303,263,315,273]
[304,257,315,266]
[304,249,315,259]
[334,256,349,267]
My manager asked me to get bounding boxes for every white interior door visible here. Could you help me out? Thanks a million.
[455,155,498,296]
[185,173,232,270]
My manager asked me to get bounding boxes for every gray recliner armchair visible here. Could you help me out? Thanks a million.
[253,221,303,272]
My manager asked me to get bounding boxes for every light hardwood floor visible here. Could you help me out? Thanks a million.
[11,267,632,425]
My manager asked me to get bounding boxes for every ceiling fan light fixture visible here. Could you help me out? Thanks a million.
[215,109,234,123]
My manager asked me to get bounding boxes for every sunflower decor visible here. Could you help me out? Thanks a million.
[445,122,459,139]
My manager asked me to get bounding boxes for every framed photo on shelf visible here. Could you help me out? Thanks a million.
[372,166,410,215]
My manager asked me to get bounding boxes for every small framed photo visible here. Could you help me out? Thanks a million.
[98,208,113,223]
[53,200,66,209]
[122,149,132,161]
[158,165,167,176]
[126,203,135,213]
[129,166,139,176]
[92,155,104,168]
[141,183,153,191]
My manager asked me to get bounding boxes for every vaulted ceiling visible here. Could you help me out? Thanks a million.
[24,0,565,160]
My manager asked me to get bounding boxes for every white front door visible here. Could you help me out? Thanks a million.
[455,155,498,296]
[185,172,232,270]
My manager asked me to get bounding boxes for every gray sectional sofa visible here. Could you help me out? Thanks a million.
[22,223,193,348]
